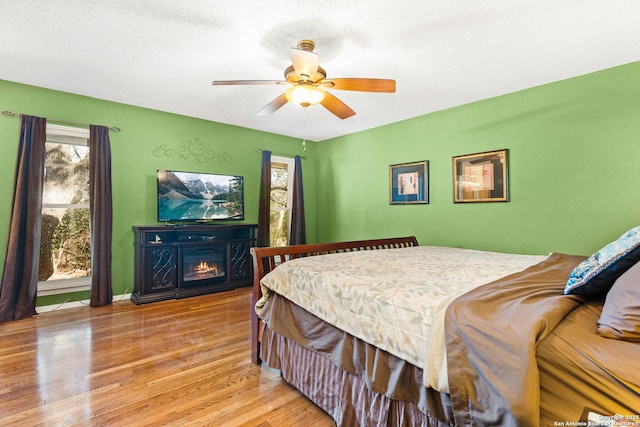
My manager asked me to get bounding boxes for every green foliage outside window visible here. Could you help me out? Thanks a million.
[39,140,91,281]
[51,208,91,276]
[269,164,289,247]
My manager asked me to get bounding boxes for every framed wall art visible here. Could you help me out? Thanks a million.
[452,149,508,203]
[389,160,429,204]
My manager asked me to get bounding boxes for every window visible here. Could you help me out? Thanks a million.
[269,156,294,247]
[38,124,91,296]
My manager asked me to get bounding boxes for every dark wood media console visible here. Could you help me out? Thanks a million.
[132,224,257,304]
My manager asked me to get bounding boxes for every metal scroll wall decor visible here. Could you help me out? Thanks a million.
[152,137,232,164]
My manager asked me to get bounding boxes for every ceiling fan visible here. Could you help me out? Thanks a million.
[211,39,396,119]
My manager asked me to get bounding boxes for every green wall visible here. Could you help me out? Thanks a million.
[317,61,640,256]
[2,61,638,307]
[0,80,315,306]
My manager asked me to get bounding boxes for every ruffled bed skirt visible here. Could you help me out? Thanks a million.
[261,326,453,427]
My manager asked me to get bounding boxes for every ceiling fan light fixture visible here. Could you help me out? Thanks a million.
[212,39,395,119]
[285,84,325,107]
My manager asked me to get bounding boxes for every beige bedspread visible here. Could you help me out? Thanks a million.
[256,245,546,392]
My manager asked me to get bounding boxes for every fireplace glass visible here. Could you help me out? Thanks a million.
[181,246,226,286]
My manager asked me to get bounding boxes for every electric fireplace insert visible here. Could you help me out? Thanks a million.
[181,245,226,287]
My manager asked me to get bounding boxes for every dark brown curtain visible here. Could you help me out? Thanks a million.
[257,150,271,247]
[89,125,113,307]
[0,115,46,322]
[288,155,306,245]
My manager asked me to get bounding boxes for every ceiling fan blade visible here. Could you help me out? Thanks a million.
[320,92,356,119]
[212,80,287,86]
[257,93,289,116]
[290,48,319,80]
[322,78,396,93]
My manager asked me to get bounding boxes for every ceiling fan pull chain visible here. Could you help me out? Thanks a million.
[302,106,308,151]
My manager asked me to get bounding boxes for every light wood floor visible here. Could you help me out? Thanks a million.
[0,287,335,427]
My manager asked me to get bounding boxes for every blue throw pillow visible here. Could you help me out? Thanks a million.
[565,226,640,296]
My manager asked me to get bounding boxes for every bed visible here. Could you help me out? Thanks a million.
[250,235,640,426]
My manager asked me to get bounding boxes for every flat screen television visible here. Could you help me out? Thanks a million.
[157,169,244,222]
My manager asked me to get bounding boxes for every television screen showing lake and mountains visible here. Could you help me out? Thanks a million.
[157,170,244,222]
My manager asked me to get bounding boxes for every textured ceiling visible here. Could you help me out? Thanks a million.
[1,1,639,141]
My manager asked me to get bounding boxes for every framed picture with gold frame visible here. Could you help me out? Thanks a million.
[389,160,428,204]
[453,149,508,203]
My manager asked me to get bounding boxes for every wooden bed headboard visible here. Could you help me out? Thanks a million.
[249,236,419,364]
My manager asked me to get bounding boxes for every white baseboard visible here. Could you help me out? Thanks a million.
[37,293,132,313]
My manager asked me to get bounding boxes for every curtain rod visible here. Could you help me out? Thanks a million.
[257,148,305,159]
[1,110,122,132]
